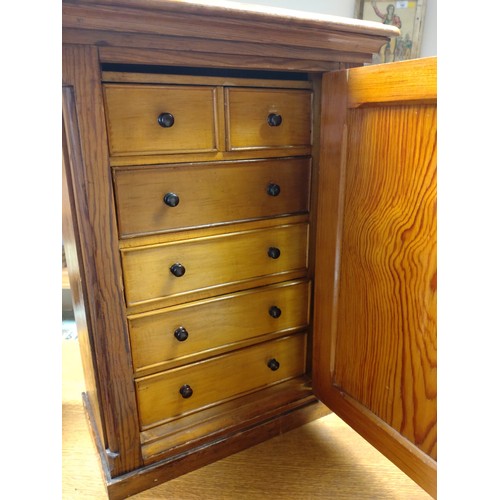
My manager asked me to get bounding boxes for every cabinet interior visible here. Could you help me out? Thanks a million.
[100,63,326,465]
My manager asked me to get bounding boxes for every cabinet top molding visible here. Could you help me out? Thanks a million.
[62,0,400,70]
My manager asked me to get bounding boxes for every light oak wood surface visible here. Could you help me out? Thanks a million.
[104,84,219,156]
[63,339,432,499]
[225,88,312,150]
[135,333,307,429]
[128,279,310,376]
[113,158,311,237]
[121,223,309,307]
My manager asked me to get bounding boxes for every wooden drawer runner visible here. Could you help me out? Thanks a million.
[114,158,311,237]
[225,88,312,150]
[103,84,218,156]
[129,280,310,374]
[121,223,309,306]
[135,332,307,429]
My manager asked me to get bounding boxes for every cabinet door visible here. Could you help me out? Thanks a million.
[313,57,437,497]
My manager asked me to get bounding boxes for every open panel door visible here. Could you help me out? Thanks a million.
[313,57,437,497]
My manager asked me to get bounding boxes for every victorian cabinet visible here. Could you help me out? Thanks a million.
[62,1,437,498]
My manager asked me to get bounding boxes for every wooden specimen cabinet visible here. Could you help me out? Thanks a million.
[62,1,437,498]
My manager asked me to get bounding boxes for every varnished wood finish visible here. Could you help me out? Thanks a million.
[104,84,218,156]
[98,46,350,72]
[128,279,310,375]
[336,104,437,456]
[62,0,398,71]
[62,89,106,447]
[347,57,437,108]
[113,158,311,237]
[121,222,309,307]
[65,27,375,66]
[62,45,143,477]
[63,340,431,500]
[136,333,307,428]
[225,88,312,150]
[313,57,437,497]
[139,376,316,462]
[62,2,439,498]
[103,71,314,89]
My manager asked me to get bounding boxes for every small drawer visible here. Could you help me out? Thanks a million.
[121,223,309,306]
[113,158,311,237]
[103,84,218,156]
[225,88,312,150]
[128,280,310,373]
[135,332,307,428]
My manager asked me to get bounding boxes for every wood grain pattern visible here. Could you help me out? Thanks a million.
[98,45,348,72]
[313,57,437,497]
[63,340,431,500]
[62,89,106,447]
[62,45,143,476]
[136,333,307,428]
[104,84,218,156]
[63,0,399,38]
[113,158,311,237]
[128,279,310,375]
[335,104,437,457]
[64,28,373,66]
[102,70,313,88]
[62,0,397,58]
[225,88,312,150]
[121,223,309,307]
[347,57,437,108]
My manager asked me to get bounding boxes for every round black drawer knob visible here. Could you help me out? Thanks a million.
[269,306,282,319]
[267,183,281,197]
[179,384,193,399]
[174,326,189,342]
[158,112,175,128]
[267,113,283,127]
[267,247,281,259]
[267,358,280,371]
[163,192,180,207]
[170,263,186,277]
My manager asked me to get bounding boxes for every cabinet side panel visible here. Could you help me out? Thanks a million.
[63,88,106,448]
[62,44,143,476]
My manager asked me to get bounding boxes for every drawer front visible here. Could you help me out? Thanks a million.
[103,84,218,156]
[135,333,307,428]
[226,88,312,150]
[114,158,311,237]
[121,223,309,306]
[129,280,310,373]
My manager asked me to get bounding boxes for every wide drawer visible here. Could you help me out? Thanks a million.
[103,84,218,156]
[135,332,307,428]
[128,280,310,374]
[121,223,309,306]
[225,88,312,150]
[114,158,311,237]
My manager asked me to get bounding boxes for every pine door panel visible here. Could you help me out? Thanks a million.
[313,57,437,497]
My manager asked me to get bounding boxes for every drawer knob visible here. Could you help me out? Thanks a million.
[179,384,193,399]
[267,113,283,127]
[158,112,175,128]
[170,263,186,277]
[174,326,189,342]
[267,183,281,197]
[163,192,180,207]
[269,306,282,318]
[267,247,281,259]
[267,358,280,371]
